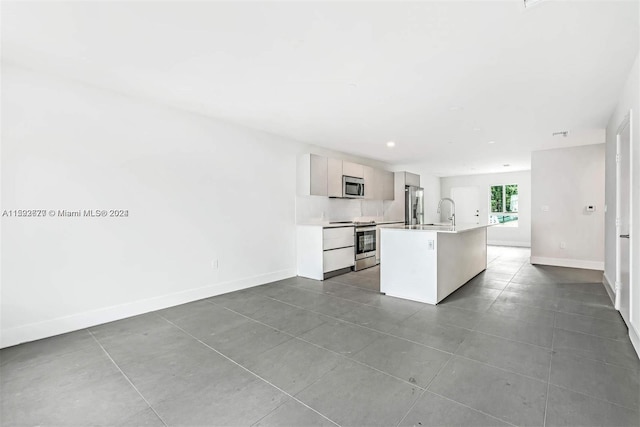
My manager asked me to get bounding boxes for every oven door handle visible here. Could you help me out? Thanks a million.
[356,227,376,232]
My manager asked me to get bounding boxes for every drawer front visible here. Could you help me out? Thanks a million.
[323,227,354,250]
[323,247,355,273]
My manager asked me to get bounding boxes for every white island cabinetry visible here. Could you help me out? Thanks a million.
[297,225,355,280]
[380,224,490,304]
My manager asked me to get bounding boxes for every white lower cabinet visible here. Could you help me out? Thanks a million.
[323,227,354,250]
[323,246,354,273]
[297,225,354,280]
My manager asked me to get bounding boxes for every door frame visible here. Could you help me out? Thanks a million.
[615,110,632,323]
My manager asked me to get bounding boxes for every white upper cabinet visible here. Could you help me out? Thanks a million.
[405,172,420,187]
[342,161,364,178]
[327,157,343,197]
[363,166,375,200]
[297,153,327,196]
[298,154,394,200]
[381,170,395,200]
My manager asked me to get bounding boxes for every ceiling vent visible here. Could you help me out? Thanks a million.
[552,131,569,138]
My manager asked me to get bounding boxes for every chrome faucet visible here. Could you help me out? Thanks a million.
[437,198,456,227]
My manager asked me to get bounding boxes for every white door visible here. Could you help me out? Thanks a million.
[451,186,480,225]
[616,114,631,324]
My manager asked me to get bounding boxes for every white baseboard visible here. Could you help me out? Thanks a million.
[602,272,616,305]
[0,268,296,349]
[529,256,604,271]
[487,240,531,248]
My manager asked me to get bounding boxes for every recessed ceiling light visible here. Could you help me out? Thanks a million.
[488,140,496,144]
[524,0,545,8]
[386,141,396,147]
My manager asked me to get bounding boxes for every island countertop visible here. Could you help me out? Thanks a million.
[380,223,493,233]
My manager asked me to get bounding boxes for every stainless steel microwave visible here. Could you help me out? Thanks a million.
[343,176,365,198]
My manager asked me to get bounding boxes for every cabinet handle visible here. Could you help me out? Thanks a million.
[620,234,630,239]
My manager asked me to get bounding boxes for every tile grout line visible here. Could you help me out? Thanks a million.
[552,324,632,344]
[555,352,640,373]
[248,399,293,427]
[159,317,342,427]
[207,297,554,386]
[191,303,431,391]
[87,330,169,427]
[215,294,565,382]
[282,275,515,324]
[277,281,428,317]
[394,356,455,427]
[424,390,520,427]
[214,268,636,380]
[486,256,529,313]
[549,383,640,414]
[394,356,519,427]
[501,298,620,327]
[204,261,638,413]
[542,326,556,427]
[206,296,454,356]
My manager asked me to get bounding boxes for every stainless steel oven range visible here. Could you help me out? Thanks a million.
[354,222,377,271]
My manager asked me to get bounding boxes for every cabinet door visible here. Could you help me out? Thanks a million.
[363,166,375,199]
[405,172,420,187]
[323,247,355,272]
[382,170,395,200]
[323,227,354,250]
[309,154,328,196]
[343,161,364,178]
[372,169,385,200]
[327,158,343,197]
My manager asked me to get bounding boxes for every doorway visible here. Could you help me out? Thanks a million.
[616,112,632,325]
[451,186,480,225]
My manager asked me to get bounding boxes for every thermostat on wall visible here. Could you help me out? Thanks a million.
[586,205,596,212]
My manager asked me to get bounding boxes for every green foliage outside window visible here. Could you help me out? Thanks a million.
[505,185,518,212]
[490,184,519,225]
[490,186,503,213]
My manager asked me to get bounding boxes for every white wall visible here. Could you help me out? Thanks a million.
[440,171,531,247]
[604,52,639,353]
[1,65,334,348]
[531,144,605,270]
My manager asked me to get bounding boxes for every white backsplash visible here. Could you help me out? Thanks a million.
[296,195,396,224]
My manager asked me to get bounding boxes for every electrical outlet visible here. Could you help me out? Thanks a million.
[428,240,435,250]
[560,242,566,249]
[212,259,219,269]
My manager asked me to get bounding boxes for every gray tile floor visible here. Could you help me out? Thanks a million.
[2,246,639,426]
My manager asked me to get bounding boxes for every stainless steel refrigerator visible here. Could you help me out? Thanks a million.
[405,185,424,225]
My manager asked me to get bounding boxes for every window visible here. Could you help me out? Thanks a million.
[490,184,518,226]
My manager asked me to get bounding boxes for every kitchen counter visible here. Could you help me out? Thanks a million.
[380,224,490,304]
[388,223,493,233]
[298,220,404,228]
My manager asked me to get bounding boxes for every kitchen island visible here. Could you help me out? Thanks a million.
[380,224,492,304]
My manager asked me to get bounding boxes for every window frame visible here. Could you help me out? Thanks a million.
[489,184,519,226]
